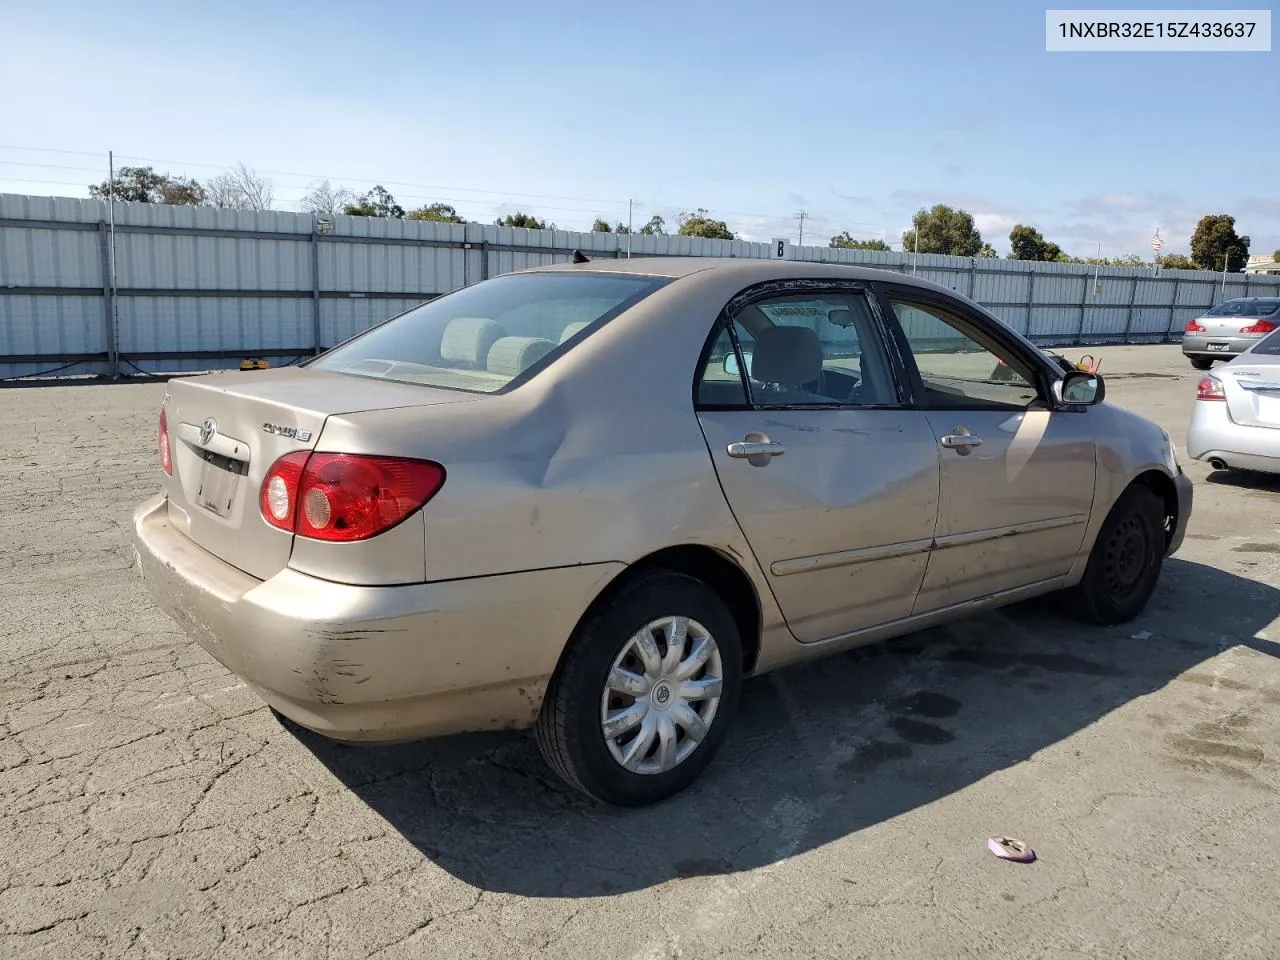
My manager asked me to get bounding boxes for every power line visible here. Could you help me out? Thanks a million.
[0,142,898,238]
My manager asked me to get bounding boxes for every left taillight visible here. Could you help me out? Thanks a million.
[1196,376,1226,401]
[260,452,446,542]
[158,408,173,476]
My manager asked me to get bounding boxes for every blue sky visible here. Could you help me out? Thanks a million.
[2,0,1277,257]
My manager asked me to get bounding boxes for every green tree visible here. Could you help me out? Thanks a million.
[829,231,889,250]
[1190,214,1250,272]
[495,212,550,229]
[343,186,405,218]
[614,223,631,234]
[901,204,982,257]
[591,218,612,233]
[976,243,998,258]
[638,215,666,236]
[1008,224,1063,262]
[407,202,465,223]
[1273,248,1280,262]
[1158,253,1198,270]
[677,208,735,240]
[89,165,205,205]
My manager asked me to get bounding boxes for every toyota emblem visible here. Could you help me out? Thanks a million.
[199,418,217,446]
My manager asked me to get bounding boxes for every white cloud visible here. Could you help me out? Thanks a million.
[973,213,1019,238]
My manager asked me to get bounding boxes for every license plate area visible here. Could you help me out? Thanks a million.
[1253,394,1280,424]
[195,448,248,516]
[1207,342,1230,352]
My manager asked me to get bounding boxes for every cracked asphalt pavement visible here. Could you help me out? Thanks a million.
[2,345,1279,959]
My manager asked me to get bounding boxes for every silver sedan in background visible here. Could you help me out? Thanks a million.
[1181,297,1280,370]
[132,258,1192,806]
[1188,326,1280,475]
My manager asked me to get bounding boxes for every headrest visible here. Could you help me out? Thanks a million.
[486,336,556,377]
[440,317,506,368]
[751,325,823,385]
[559,321,591,344]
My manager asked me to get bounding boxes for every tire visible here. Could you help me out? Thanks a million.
[1060,485,1166,626]
[535,570,743,806]
[1189,356,1214,370]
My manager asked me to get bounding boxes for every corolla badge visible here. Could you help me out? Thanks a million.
[199,418,217,446]
[262,422,313,442]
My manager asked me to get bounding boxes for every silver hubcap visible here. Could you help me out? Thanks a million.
[600,616,724,775]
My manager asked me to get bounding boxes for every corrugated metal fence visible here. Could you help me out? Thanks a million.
[3,192,1279,380]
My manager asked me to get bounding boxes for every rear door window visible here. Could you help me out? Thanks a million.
[695,289,900,408]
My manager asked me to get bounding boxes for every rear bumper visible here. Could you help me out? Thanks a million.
[1187,403,1280,474]
[130,494,622,741]
[1181,334,1262,357]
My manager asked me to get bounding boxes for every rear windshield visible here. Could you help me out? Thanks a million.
[1205,299,1280,318]
[310,272,668,392]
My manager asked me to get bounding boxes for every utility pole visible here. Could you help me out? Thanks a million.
[107,150,120,378]
[796,210,808,247]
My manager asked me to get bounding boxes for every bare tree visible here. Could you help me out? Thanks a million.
[206,162,274,211]
[300,179,357,217]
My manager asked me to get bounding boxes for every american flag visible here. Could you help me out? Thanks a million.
[1151,230,1163,252]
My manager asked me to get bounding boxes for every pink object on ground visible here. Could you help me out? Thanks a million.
[987,836,1036,863]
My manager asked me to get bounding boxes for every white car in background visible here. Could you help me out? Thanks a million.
[1188,327,1280,475]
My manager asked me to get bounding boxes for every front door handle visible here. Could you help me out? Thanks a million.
[727,432,786,465]
[940,431,983,453]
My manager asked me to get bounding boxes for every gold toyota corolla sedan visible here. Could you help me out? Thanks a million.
[132,257,1192,805]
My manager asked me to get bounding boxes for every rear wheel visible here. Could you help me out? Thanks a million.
[1189,356,1214,370]
[1059,485,1166,625]
[535,571,743,806]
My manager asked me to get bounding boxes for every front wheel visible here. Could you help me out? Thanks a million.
[1059,485,1166,625]
[535,571,743,806]
[1189,356,1214,370]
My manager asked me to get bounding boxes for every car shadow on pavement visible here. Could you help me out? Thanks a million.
[1203,469,1280,494]
[293,557,1279,899]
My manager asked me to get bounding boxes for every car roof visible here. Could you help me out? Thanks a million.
[520,255,964,298]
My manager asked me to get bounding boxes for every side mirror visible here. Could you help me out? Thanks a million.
[723,351,753,378]
[1058,371,1105,406]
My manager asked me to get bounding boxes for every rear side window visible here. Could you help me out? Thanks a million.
[1205,299,1280,318]
[311,272,667,393]
[1251,330,1280,355]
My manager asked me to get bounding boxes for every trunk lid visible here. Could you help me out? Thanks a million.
[161,367,479,580]
[1197,314,1249,338]
[1222,356,1280,430]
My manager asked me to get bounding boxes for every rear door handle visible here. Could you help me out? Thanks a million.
[727,441,786,459]
[940,433,983,452]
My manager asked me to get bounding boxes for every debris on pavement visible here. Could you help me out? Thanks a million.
[987,837,1036,863]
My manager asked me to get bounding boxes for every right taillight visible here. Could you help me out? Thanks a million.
[158,408,173,476]
[1241,319,1277,335]
[1196,376,1226,401]
[1185,320,1206,333]
[260,452,445,541]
